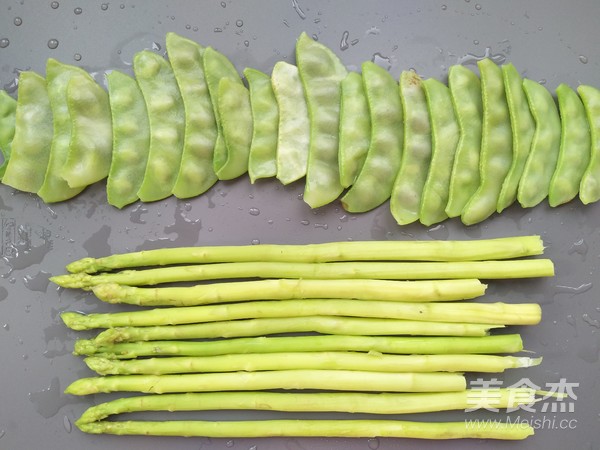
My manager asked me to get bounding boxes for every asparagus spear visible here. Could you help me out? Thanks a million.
[65,370,466,395]
[61,299,542,330]
[76,418,534,440]
[77,389,537,422]
[74,334,524,359]
[66,235,545,273]
[84,352,542,375]
[92,316,500,345]
[52,259,554,289]
[88,279,487,306]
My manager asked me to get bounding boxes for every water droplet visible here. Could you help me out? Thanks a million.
[314,18,320,23]
[427,224,449,240]
[473,39,479,45]
[283,19,290,27]
[214,27,223,33]
[457,47,505,65]
[371,52,391,70]
[14,17,22,26]
[63,415,72,433]
[226,440,234,448]
[441,4,447,10]
[351,38,359,46]
[566,314,576,328]
[291,0,306,19]
[193,26,198,31]
[366,26,380,35]
[170,15,175,20]
[50,1,59,9]
[314,223,328,230]
[185,24,191,29]
[249,207,260,216]
[244,40,249,47]
[236,19,243,27]
[368,437,380,449]
[0,430,4,439]
[101,3,108,10]
[300,220,310,226]
[538,78,547,85]
[0,286,7,301]
[0,39,10,49]
[475,3,481,9]
[340,30,349,51]
[582,314,600,329]
[120,3,125,8]
[2,323,9,331]
[74,7,82,14]
[579,55,588,64]
[73,53,81,61]
[47,39,59,49]
[312,34,318,41]
[220,1,226,7]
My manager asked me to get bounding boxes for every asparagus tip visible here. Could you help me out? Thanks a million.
[64,377,97,396]
[61,311,90,331]
[85,356,116,375]
[66,257,98,274]
[92,283,122,303]
[74,339,99,355]
[51,273,93,289]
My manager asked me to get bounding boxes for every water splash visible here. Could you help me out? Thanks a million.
[568,238,588,260]
[340,31,349,51]
[82,225,112,257]
[371,53,391,70]
[554,283,593,297]
[28,377,69,418]
[427,224,449,240]
[457,47,506,65]
[130,203,148,224]
[291,0,306,19]
[23,271,51,292]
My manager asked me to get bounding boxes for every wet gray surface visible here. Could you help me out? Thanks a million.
[1,0,599,449]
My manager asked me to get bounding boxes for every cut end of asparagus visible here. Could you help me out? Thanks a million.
[61,311,90,331]
[67,257,99,274]
[516,356,543,368]
[51,273,94,289]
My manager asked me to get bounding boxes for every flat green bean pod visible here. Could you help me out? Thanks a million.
[271,61,309,185]
[37,59,88,202]
[391,70,432,225]
[446,65,482,218]
[462,59,513,225]
[0,91,17,179]
[577,85,600,204]
[203,47,243,178]
[342,62,403,213]
[61,72,113,188]
[339,71,371,188]
[106,70,150,208]
[296,32,348,208]
[549,84,590,206]
[3,72,52,193]
[134,50,185,202]
[419,78,459,226]
[517,79,561,208]
[216,77,253,180]
[497,64,534,213]
[167,32,218,198]
[244,67,279,183]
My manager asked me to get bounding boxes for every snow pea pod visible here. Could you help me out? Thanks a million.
[244,68,279,183]
[3,72,52,193]
[419,78,459,226]
[446,65,482,218]
[0,91,17,179]
[37,59,87,202]
[342,61,403,213]
[61,72,113,188]
[167,33,218,198]
[391,70,431,225]
[577,85,600,204]
[216,77,253,180]
[461,59,512,226]
[497,64,534,213]
[106,70,150,209]
[203,47,243,179]
[339,71,370,188]
[296,32,348,208]
[134,50,185,202]
[271,61,309,185]
[549,84,590,206]
[517,79,561,208]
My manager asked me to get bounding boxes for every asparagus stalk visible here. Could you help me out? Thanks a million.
[74,334,524,359]
[88,279,487,306]
[92,316,500,345]
[76,418,534,440]
[66,235,545,273]
[61,299,541,330]
[52,259,554,289]
[76,389,537,423]
[84,352,542,375]
[65,370,466,395]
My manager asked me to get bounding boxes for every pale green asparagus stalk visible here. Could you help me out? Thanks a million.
[66,235,545,273]
[61,299,541,330]
[64,370,466,395]
[76,418,534,440]
[52,259,554,289]
[73,334,524,359]
[76,389,537,423]
[92,316,500,345]
[84,352,542,375]
[88,279,486,306]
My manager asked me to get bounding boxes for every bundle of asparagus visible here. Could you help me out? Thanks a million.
[54,236,551,440]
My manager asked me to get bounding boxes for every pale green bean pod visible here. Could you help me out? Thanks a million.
[578,85,600,204]
[0,91,17,179]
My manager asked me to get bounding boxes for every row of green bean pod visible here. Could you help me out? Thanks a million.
[0,32,598,225]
